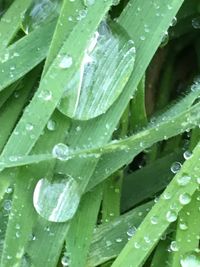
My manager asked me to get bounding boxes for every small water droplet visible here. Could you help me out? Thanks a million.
[192,17,200,29]
[3,199,12,211]
[52,143,70,161]
[166,210,177,222]
[26,123,34,131]
[59,55,73,69]
[179,193,191,205]
[38,90,52,101]
[150,216,158,225]
[116,238,122,243]
[127,227,136,237]
[171,162,182,173]
[183,151,193,160]
[177,175,191,186]
[47,119,56,131]
[170,241,179,252]
[61,255,70,266]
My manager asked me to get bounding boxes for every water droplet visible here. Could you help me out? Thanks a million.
[26,123,34,131]
[150,216,158,225]
[192,17,200,29]
[160,31,169,47]
[33,177,80,222]
[127,227,136,237]
[177,175,191,186]
[3,199,12,211]
[170,17,177,27]
[84,0,95,6]
[179,222,188,230]
[52,143,70,161]
[47,119,56,131]
[170,241,179,252]
[59,55,73,69]
[61,255,70,266]
[183,151,193,160]
[171,162,182,173]
[38,90,52,101]
[179,193,191,205]
[180,252,200,267]
[6,187,13,194]
[166,210,177,222]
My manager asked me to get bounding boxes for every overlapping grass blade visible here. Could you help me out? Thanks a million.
[111,141,200,267]
[0,21,55,92]
[87,202,153,266]
[0,0,31,49]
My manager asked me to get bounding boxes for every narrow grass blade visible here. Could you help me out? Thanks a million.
[87,202,153,266]
[0,21,55,92]
[65,185,102,267]
[111,141,200,267]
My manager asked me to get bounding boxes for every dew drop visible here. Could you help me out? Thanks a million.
[192,17,200,29]
[166,210,177,222]
[183,151,193,160]
[38,90,52,101]
[127,227,136,237]
[33,177,80,222]
[59,55,73,69]
[84,0,95,6]
[47,119,56,131]
[150,216,158,225]
[52,143,70,161]
[179,193,191,205]
[170,241,179,252]
[179,222,188,230]
[177,175,191,186]
[3,199,12,211]
[25,123,34,131]
[171,162,182,173]
[61,255,70,267]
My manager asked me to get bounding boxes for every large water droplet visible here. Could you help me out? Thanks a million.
[22,0,61,34]
[33,177,80,222]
